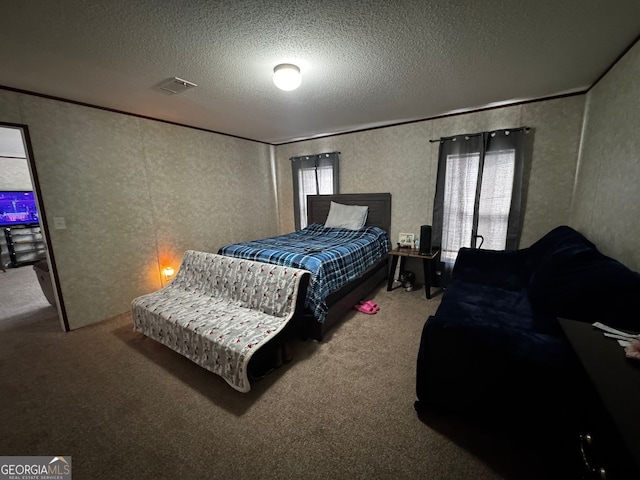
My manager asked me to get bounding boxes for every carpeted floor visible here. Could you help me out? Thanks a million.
[0,263,58,327]
[1,274,563,480]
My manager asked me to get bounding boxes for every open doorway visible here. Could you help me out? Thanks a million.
[0,124,66,331]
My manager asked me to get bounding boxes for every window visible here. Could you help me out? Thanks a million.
[476,149,516,250]
[433,129,529,283]
[291,152,340,230]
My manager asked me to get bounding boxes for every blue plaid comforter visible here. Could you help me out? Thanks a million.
[217,224,390,323]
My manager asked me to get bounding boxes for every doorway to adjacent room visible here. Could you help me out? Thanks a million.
[0,124,64,331]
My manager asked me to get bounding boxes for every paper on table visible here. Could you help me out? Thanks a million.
[605,332,635,341]
[592,322,640,358]
[592,322,639,339]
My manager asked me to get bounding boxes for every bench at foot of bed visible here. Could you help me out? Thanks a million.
[131,251,310,392]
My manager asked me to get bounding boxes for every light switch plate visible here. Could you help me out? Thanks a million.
[53,217,66,230]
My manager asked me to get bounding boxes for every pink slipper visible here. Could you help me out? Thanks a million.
[357,300,379,313]
[354,302,377,314]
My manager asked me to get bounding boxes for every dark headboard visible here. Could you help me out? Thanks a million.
[307,193,392,234]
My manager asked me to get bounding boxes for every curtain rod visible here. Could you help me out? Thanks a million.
[290,151,341,160]
[428,127,530,143]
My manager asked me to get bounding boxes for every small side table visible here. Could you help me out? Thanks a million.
[387,247,440,299]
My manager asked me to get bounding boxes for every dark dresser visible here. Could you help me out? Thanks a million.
[559,318,640,479]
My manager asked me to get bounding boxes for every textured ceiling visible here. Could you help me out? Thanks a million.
[1,1,639,144]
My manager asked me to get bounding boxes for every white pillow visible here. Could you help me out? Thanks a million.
[324,201,368,230]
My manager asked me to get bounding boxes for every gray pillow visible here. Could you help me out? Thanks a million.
[324,201,368,230]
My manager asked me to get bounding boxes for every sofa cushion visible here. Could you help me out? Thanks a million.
[529,248,640,331]
[439,279,532,322]
[436,279,565,363]
[452,248,534,291]
[526,225,596,262]
[424,303,569,368]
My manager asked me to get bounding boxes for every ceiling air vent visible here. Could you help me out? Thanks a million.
[157,77,197,95]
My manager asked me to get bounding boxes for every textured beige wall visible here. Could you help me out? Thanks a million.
[572,41,640,272]
[275,96,585,250]
[520,96,586,246]
[140,120,276,273]
[0,91,21,121]
[0,90,275,330]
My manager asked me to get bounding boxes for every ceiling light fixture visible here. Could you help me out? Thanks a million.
[273,64,302,91]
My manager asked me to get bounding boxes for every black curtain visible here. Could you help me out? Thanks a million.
[291,152,340,230]
[432,128,530,285]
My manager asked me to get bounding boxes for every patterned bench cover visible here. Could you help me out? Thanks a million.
[132,251,310,392]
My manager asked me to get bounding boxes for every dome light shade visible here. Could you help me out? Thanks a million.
[273,63,302,91]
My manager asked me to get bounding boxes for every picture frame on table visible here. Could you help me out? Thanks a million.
[398,232,414,248]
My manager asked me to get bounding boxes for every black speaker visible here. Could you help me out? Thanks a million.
[419,225,432,255]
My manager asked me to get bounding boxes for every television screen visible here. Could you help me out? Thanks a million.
[0,191,40,227]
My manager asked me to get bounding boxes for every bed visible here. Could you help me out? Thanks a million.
[218,193,392,340]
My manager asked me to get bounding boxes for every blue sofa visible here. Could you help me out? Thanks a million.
[414,226,640,418]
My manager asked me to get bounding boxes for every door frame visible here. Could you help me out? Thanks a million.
[1,121,69,331]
